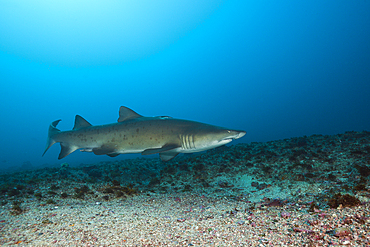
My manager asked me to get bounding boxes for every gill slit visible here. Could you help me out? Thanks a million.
[180,134,195,150]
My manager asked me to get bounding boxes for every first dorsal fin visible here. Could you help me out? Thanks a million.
[73,115,92,130]
[118,106,143,122]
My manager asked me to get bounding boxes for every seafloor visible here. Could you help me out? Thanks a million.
[0,131,369,246]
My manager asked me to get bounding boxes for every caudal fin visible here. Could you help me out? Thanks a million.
[42,120,61,156]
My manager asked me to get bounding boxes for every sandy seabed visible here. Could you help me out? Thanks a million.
[2,131,370,246]
[1,192,369,247]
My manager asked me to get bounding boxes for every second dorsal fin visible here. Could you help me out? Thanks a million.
[73,115,92,130]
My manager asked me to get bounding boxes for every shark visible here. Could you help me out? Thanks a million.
[43,106,246,161]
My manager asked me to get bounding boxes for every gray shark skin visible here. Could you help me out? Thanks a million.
[43,106,246,161]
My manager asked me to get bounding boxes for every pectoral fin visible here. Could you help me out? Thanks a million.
[159,152,179,161]
[141,144,180,155]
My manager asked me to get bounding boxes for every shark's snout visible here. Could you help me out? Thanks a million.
[235,131,246,139]
[219,130,246,144]
[228,130,246,140]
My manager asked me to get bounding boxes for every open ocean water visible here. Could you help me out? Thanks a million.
[0,1,370,246]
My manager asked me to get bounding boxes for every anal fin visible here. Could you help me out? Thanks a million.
[92,145,117,156]
[107,153,120,157]
[59,143,78,159]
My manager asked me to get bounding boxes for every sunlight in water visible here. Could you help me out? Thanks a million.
[0,0,224,66]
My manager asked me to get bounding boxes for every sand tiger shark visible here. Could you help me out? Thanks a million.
[43,106,246,161]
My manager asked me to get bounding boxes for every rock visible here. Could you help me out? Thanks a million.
[333,227,351,237]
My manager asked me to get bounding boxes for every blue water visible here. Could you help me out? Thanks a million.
[1,0,369,170]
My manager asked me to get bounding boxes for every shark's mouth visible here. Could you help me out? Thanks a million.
[219,138,233,145]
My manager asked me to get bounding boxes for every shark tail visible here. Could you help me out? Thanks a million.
[42,120,62,157]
